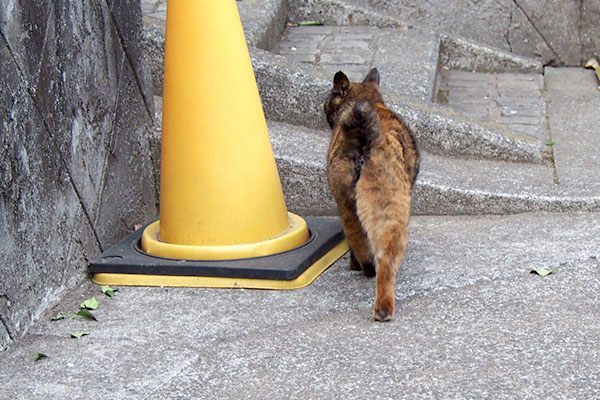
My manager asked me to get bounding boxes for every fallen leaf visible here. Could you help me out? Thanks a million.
[531,268,553,276]
[585,57,599,69]
[34,353,48,361]
[51,312,72,321]
[76,309,98,321]
[71,331,90,339]
[101,285,117,298]
[585,57,600,85]
[545,141,556,146]
[80,297,99,310]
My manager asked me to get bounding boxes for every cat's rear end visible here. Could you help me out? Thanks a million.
[325,68,419,321]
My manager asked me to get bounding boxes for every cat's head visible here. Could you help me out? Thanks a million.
[324,68,383,129]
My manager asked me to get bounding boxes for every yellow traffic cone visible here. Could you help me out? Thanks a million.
[90,0,348,289]
[142,0,308,259]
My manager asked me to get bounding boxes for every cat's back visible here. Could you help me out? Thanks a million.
[374,103,420,185]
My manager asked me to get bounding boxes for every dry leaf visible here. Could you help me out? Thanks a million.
[585,57,600,86]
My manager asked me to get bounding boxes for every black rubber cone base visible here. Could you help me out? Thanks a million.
[89,217,348,289]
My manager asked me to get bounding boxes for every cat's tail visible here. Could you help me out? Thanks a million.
[339,100,380,144]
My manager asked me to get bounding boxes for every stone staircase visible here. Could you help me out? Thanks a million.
[141,0,600,217]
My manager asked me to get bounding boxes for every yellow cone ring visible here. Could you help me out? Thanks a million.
[142,213,309,260]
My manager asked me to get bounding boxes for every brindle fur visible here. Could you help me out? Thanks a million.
[324,68,419,321]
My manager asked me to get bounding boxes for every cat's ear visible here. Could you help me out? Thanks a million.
[363,68,380,85]
[333,71,350,97]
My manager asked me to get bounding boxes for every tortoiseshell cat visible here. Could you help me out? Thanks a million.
[324,68,419,321]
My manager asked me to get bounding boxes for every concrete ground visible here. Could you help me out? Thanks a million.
[1,212,599,399]
[2,0,600,398]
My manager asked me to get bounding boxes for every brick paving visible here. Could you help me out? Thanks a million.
[277,24,440,101]
[278,25,380,82]
[278,24,547,140]
[436,70,546,139]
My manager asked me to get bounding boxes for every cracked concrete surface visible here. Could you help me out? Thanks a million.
[510,0,565,65]
[346,0,598,66]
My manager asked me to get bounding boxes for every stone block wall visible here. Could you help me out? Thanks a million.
[0,0,158,349]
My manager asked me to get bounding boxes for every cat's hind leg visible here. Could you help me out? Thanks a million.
[349,251,361,271]
[371,220,408,321]
[356,185,411,321]
[338,205,375,277]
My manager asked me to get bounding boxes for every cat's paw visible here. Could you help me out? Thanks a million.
[362,262,376,277]
[373,299,394,322]
[349,253,362,271]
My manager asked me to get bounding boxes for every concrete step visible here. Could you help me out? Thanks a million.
[150,94,600,216]
[141,4,546,164]
[267,120,600,215]
[267,120,337,216]
[287,0,411,28]
[544,67,600,195]
[259,31,546,163]
[277,24,440,102]
[141,1,600,217]
[414,153,600,215]
[252,47,545,164]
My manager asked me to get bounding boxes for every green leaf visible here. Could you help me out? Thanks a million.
[80,296,99,310]
[531,268,553,276]
[75,309,98,321]
[51,312,72,321]
[34,353,48,361]
[545,141,556,146]
[71,331,90,339]
[297,21,324,26]
[101,285,117,298]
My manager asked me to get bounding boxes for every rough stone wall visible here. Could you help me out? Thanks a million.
[0,0,157,349]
